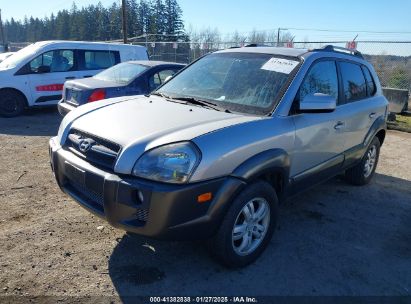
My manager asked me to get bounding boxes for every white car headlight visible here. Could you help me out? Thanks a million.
[132,142,201,184]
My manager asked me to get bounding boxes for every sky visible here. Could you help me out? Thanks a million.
[1,0,411,54]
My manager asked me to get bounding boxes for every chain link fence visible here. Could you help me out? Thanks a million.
[7,40,411,94]
[136,41,411,92]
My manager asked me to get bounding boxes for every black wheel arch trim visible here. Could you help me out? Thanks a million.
[363,115,387,147]
[0,87,29,107]
[230,149,290,200]
[231,149,290,183]
[171,149,291,236]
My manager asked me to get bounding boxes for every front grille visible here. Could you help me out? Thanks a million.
[135,208,149,222]
[65,130,121,170]
[65,179,149,223]
[65,179,104,214]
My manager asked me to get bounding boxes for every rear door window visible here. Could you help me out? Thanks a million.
[80,50,119,70]
[339,62,367,102]
[148,69,180,91]
[158,69,179,83]
[361,66,376,96]
[300,60,339,102]
[148,73,162,91]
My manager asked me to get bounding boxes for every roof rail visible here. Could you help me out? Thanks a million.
[244,43,271,47]
[228,43,271,49]
[312,45,364,59]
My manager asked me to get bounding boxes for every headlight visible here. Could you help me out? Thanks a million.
[132,142,201,184]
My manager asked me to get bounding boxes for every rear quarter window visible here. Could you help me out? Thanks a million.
[80,50,119,70]
[339,61,367,102]
[361,66,376,96]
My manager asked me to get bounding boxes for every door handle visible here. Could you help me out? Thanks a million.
[369,112,376,119]
[334,121,345,130]
[65,76,75,80]
[83,75,93,78]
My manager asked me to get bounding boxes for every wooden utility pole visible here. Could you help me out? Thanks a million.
[0,9,6,49]
[277,28,280,47]
[121,0,128,44]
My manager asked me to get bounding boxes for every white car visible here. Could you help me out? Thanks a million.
[0,52,15,63]
[0,41,148,117]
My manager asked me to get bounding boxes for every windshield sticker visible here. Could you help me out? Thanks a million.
[261,58,299,74]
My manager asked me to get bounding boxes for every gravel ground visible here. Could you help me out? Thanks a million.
[1,109,411,301]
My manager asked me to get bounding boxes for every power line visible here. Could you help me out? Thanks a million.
[218,27,411,36]
[285,27,411,34]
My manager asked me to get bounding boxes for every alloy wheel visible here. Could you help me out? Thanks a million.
[232,197,270,256]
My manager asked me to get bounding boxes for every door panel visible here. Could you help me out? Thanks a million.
[291,110,346,177]
[336,98,383,151]
[290,59,345,178]
[337,62,386,151]
[27,49,78,105]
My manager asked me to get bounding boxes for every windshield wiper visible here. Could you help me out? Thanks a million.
[172,96,231,113]
[149,91,172,99]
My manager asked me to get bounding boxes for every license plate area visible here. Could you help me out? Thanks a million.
[66,89,81,105]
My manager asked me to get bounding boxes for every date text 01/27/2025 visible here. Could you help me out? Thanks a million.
[149,296,258,303]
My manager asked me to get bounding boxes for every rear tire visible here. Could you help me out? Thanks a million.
[208,180,278,268]
[0,89,26,117]
[345,137,381,186]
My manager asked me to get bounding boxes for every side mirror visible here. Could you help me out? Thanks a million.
[300,93,336,113]
[164,75,173,83]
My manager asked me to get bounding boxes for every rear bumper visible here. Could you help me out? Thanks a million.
[57,100,76,117]
[49,138,245,240]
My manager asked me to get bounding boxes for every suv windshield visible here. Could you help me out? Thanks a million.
[0,43,39,70]
[94,62,148,84]
[157,52,300,115]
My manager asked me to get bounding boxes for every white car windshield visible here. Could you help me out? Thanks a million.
[94,62,148,84]
[157,52,300,115]
[0,44,38,69]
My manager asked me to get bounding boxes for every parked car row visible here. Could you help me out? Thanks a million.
[58,60,184,116]
[48,44,388,267]
[0,41,150,117]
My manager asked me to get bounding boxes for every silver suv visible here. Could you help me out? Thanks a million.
[50,45,388,267]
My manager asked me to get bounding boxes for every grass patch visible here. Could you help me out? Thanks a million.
[388,114,411,133]
[396,114,411,126]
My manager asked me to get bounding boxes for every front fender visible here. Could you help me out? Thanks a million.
[190,149,290,236]
[231,149,290,183]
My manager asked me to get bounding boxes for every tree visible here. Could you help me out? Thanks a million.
[248,29,266,44]
[3,1,189,43]
[164,0,184,39]
[108,2,122,40]
[55,10,71,40]
[68,3,79,40]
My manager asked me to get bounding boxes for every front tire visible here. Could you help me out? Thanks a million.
[0,89,26,117]
[208,181,278,268]
[345,137,381,185]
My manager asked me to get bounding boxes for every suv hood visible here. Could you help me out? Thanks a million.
[61,95,261,173]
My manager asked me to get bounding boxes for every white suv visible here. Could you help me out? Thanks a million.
[0,41,148,117]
